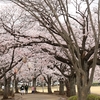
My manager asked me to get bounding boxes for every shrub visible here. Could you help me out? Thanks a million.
[92,83,99,86]
[0,91,3,95]
[68,94,100,100]
[68,95,77,100]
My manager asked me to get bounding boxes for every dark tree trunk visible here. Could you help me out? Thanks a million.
[65,74,76,97]
[77,83,89,100]
[32,78,36,92]
[3,73,8,99]
[65,79,70,97]
[68,75,76,96]
[59,79,64,95]
[15,77,19,93]
[7,77,11,96]
[76,66,91,100]
[11,79,15,97]
[47,77,52,94]
[44,75,52,94]
[0,82,2,89]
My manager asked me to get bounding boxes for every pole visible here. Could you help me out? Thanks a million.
[42,80,44,92]
[57,80,59,91]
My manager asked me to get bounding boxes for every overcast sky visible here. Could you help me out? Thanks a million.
[0,0,13,9]
[0,0,98,13]
[0,0,11,5]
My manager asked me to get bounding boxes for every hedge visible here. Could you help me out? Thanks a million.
[92,83,100,86]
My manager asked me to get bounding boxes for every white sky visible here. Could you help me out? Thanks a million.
[0,0,12,6]
[0,0,98,10]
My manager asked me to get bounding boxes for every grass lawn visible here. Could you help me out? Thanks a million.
[28,86,60,93]
[27,86,100,95]
[90,86,100,95]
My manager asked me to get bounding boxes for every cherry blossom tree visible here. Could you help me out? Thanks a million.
[0,47,23,99]
[38,54,58,94]
[0,4,53,96]
[41,41,77,96]
[9,0,100,100]
[40,42,76,96]
[47,62,66,95]
[0,4,37,98]
[1,0,100,99]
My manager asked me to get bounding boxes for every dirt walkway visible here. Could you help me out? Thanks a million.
[16,93,67,100]
[0,93,67,100]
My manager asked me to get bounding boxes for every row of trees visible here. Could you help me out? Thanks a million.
[0,3,72,99]
[0,0,100,100]
[9,0,100,100]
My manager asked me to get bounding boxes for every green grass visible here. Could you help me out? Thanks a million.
[68,94,100,100]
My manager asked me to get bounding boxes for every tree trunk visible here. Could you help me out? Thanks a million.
[7,77,11,96]
[47,77,52,94]
[12,79,15,97]
[77,85,89,100]
[15,77,19,93]
[32,78,36,92]
[59,79,64,95]
[76,71,90,100]
[0,82,2,90]
[69,76,76,96]
[65,74,76,97]
[65,79,70,97]
[48,83,52,93]
[3,73,8,99]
